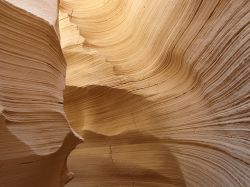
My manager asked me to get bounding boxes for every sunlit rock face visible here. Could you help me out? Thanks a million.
[0,0,249,187]
[60,0,250,186]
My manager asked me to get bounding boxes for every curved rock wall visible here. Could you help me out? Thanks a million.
[60,0,250,186]
[0,1,82,187]
[0,0,249,186]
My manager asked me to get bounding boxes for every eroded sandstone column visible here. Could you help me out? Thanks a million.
[0,1,82,187]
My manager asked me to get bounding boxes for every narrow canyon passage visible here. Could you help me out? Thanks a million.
[0,0,249,187]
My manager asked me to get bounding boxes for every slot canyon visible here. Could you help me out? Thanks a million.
[0,0,249,186]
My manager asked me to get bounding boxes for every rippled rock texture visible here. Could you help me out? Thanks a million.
[0,1,82,187]
[1,0,250,187]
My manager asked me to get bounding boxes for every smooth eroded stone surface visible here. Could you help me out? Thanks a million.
[0,1,82,187]
[1,0,249,186]
[60,0,250,186]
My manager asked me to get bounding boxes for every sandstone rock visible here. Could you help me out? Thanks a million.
[60,0,250,186]
[0,1,82,187]
[0,0,249,187]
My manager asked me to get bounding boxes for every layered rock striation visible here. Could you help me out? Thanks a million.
[60,0,250,186]
[0,0,249,187]
[0,1,82,187]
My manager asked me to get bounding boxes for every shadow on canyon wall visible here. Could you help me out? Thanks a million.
[64,85,186,187]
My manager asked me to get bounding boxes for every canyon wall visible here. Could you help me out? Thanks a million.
[0,1,82,187]
[0,0,249,187]
[60,0,250,186]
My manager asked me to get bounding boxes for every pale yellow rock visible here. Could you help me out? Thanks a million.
[0,0,250,187]
[60,0,250,186]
